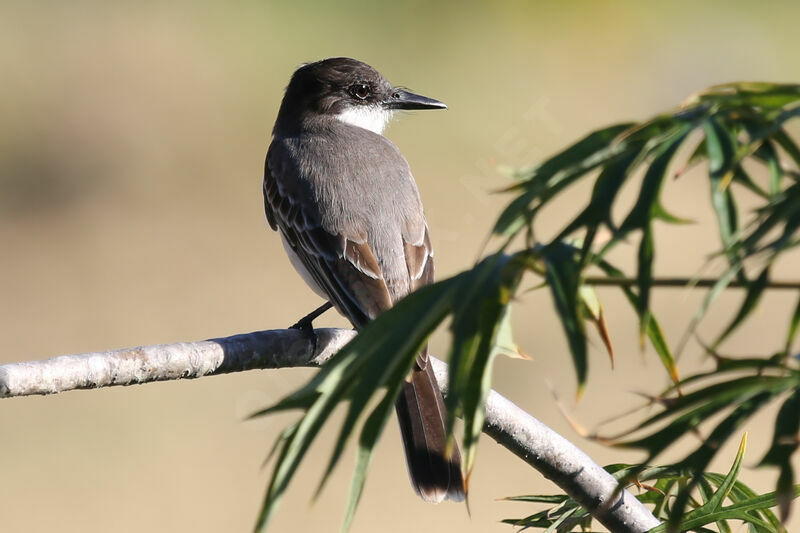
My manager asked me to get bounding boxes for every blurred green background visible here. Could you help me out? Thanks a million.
[2,1,799,531]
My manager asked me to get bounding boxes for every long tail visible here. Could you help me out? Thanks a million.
[395,359,465,503]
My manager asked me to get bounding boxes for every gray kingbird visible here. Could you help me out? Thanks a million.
[263,57,464,503]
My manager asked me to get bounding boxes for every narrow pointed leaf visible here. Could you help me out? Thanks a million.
[733,166,769,199]
[579,284,614,365]
[761,141,784,197]
[595,258,678,382]
[774,128,800,170]
[493,190,534,239]
[786,292,800,354]
[447,253,525,477]
[705,434,747,512]
[515,123,634,184]
[256,277,458,531]
[652,201,693,224]
[313,279,456,499]
[492,124,635,241]
[544,247,587,393]
[636,224,654,347]
[667,392,775,524]
[712,267,770,349]
[649,485,800,532]
[616,377,793,457]
[758,389,800,522]
[677,263,742,355]
[704,117,741,267]
[617,126,689,236]
[553,149,641,244]
[696,476,733,533]
[690,82,800,108]
[341,386,401,532]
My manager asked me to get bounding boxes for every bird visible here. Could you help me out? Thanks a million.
[263,57,464,503]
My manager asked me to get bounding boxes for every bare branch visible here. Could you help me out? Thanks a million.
[0,329,354,397]
[584,276,800,289]
[0,328,660,532]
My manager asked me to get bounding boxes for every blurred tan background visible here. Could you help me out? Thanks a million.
[2,1,799,531]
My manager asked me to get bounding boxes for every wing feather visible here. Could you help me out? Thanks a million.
[265,143,410,327]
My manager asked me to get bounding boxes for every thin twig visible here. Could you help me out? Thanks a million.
[585,276,800,289]
[0,328,661,533]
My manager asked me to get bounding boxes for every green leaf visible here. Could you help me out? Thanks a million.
[543,246,587,394]
[503,454,797,532]
[759,389,800,522]
[261,421,300,468]
[648,434,789,532]
[705,434,747,512]
[254,277,457,532]
[594,258,679,382]
[636,223,654,347]
[492,303,527,359]
[732,165,769,199]
[615,125,690,238]
[543,505,579,532]
[704,472,784,531]
[786,292,800,355]
[446,253,526,477]
[734,181,800,259]
[514,123,634,185]
[688,82,800,109]
[553,149,641,243]
[773,128,800,171]
[652,201,694,225]
[676,263,742,356]
[492,124,634,241]
[645,314,680,384]
[712,267,770,349]
[341,386,399,532]
[704,117,741,267]
[666,392,776,524]
[696,476,733,533]
[650,484,800,532]
[502,494,571,504]
[596,122,694,264]
[759,141,784,197]
[579,284,614,364]
[652,478,679,519]
[254,373,347,531]
[673,137,707,179]
[616,377,794,458]
[493,189,534,240]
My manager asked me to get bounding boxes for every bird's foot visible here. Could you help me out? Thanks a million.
[290,302,334,354]
[289,301,333,330]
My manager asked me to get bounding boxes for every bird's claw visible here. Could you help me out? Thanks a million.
[289,302,333,355]
[291,318,319,355]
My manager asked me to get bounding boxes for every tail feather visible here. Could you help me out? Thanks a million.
[395,360,465,503]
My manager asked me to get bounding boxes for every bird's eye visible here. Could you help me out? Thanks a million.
[351,83,370,100]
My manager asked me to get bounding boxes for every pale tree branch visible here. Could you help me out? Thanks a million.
[0,328,661,533]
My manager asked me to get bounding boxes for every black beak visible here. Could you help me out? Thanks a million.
[384,89,447,110]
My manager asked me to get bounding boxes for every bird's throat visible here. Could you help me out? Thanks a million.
[336,106,393,135]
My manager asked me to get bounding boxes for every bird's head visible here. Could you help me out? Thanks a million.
[274,57,446,136]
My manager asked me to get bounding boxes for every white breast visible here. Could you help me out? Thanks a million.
[280,230,329,300]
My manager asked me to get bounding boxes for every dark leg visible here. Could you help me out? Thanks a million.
[290,301,333,330]
[290,302,333,355]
